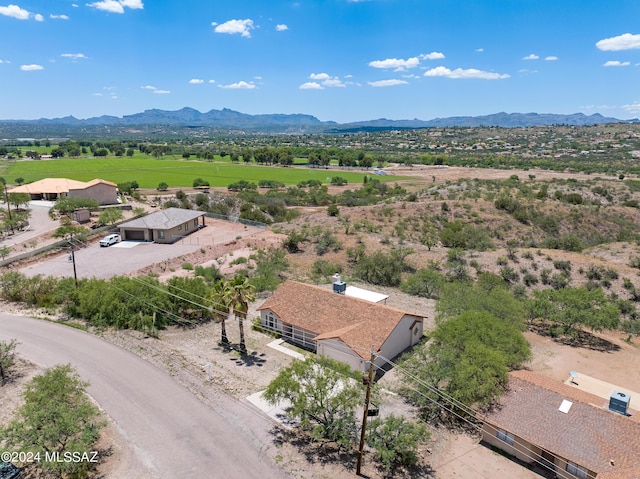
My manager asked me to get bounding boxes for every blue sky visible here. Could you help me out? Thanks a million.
[1,0,639,123]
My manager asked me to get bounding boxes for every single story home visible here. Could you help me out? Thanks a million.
[8,177,118,205]
[257,281,424,372]
[480,370,640,479]
[118,207,205,243]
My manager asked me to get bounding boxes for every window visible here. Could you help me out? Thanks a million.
[265,312,277,329]
[566,462,588,479]
[194,219,198,227]
[185,223,189,231]
[496,429,515,445]
[178,225,182,231]
[158,231,165,239]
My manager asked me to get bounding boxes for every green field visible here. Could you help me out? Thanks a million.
[0,157,406,189]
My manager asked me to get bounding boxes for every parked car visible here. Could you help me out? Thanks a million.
[99,234,121,247]
[0,462,22,479]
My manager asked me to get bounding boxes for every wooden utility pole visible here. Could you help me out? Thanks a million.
[356,350,376,475]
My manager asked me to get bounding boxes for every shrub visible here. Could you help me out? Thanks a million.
[327,204,340,217]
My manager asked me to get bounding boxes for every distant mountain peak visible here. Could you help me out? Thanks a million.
[0,108,632,134]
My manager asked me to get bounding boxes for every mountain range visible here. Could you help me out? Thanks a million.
[1,107,636,134]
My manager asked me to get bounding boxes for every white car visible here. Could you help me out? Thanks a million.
[100,234,120,247]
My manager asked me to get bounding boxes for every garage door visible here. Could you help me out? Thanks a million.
[124,230,145,241]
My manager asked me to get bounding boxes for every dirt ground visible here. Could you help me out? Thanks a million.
[3,165,640,478]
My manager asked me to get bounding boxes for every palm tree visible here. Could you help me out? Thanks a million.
[208,280,231,346]
[226,275,255,355]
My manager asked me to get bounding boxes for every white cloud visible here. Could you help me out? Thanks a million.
[141,85,156,90]
[88,1,124,13]
[189,78,204,84]
[323,78,345,87]
[424,66,509,80]
[119,0,143,9]
[208,79,216,84]
[20,64,44,71]
[369,57,420,70]
[476,48,484,53]
[308,72,345,87]
[153,89,170,94]
[50,14,70,19]
[603,60,631,67]
[622,102,640,114]
[213,19,254,38]
[275,24,288,31]
[93,93,103,96]
[299,82,323,90]
[219,81,256,89]
[87,0,143,13]
[419,52,445,60]
[61,53,88,60]
[0,4,30,20]
[368,79,408,87]
[34,13,43,21]
[545,56,558,61]
[523,54,539,60]
[596,33,640,51]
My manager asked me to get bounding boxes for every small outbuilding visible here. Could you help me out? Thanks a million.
[118,207,205,243]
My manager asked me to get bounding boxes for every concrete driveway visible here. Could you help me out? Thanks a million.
[0,313,288,479]
[20,217,263,280]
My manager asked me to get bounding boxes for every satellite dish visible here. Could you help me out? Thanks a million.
[570,371,578,385]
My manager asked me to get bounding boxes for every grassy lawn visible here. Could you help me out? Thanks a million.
[0,157,406,189]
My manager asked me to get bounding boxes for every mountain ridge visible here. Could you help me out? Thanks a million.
[1,107,636,133]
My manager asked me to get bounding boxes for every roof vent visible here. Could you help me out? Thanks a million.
[609,391,630,416]
[332,273,341,284]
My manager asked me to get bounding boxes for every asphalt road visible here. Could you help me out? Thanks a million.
[0,313,288,479]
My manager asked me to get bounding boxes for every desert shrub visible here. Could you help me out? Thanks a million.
[400,268,446,299]
[312,259,343,278]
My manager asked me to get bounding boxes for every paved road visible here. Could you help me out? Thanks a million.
[0,313,288,479]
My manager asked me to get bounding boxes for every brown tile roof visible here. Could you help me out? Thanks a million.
[257,281,423,359]
[76,178,118,189]
[481,370,640,477]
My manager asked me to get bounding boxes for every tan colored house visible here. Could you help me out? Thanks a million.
[8,177,118,205]
[481,370,640,479]
[257,281,424,372]
[118,207,205,243]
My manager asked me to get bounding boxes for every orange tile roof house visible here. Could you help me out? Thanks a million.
[480,370,640,479]
[257,281,424,372]
[8,178,118,205]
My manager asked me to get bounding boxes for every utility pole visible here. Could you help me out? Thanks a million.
[356,350,376,475]
[69,234,78,287]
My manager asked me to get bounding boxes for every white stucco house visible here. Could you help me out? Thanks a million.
[257,281,424,372]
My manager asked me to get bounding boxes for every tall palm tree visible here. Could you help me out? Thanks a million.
[226,275,255,355]
[208,279,231,345]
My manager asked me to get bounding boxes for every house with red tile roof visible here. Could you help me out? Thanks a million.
[257,281,424,372]
[480,370,640,479]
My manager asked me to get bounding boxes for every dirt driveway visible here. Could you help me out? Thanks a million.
[19,217,264,280]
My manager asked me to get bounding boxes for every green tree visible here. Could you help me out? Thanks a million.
[527,287,620,338]
[0,338,18,385]
[7,192,30,209]
[263,356,361,447]
[0,245,11,260]
[367,414,428,475]
[437,273,525,328]
[2,364,105,478]
[226,275,255,354]
[97,208,124,226]
[14,177,24,185]
[53,197,99,215]
[208,280,231,345]
[400,268,446,299]
[401,310,530,419]
[53,216,88,239]
[157,182,169,191]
